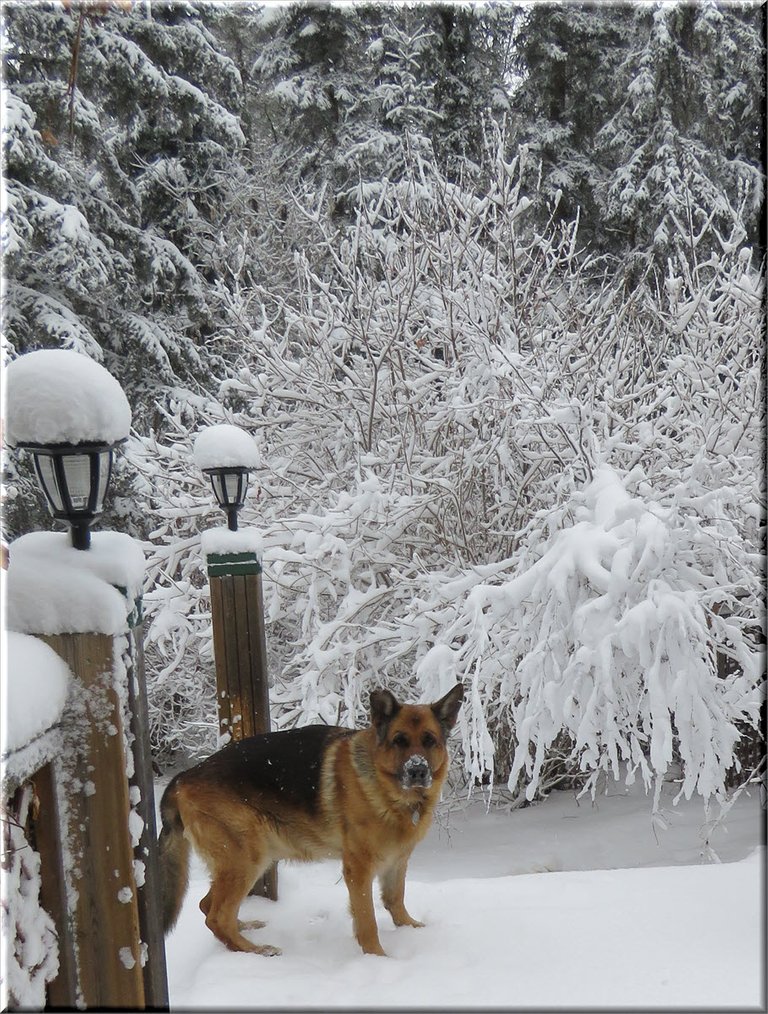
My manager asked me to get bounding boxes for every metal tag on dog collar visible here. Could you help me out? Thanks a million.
[411,808,420,825]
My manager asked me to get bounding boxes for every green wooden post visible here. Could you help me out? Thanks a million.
[206,550,277,900]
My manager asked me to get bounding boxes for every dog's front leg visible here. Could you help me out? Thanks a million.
[342,851,385,956]
[380,856,424,929]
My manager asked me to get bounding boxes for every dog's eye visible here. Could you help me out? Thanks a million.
[422,732,437,749]
[392,733,409,749]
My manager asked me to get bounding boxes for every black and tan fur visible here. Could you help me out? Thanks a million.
[158,684,464,957]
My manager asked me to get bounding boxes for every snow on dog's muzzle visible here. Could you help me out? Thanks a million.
[401,754,432,789]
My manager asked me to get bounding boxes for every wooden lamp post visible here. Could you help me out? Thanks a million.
[5,349,169,1010]
[194,424,277,900]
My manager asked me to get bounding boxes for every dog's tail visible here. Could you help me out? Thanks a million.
[157,777,190,934]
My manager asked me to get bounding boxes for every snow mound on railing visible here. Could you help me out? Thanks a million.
[4,631,71,753]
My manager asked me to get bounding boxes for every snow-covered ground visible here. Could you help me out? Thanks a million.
[163,778,765,1009]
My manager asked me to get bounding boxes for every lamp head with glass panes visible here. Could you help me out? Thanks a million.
[5,350,132,551]
[193,425,261,532]
[21,439,123,549]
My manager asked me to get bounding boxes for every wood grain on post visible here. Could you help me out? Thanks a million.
[207,552,277,900]
[30,760,79,1008]
[126,616,170,1009]
[42,631,146,1010]
[209,575,237,742]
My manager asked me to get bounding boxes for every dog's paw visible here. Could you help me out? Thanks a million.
[238,918,267,931]
[255,943,282,957]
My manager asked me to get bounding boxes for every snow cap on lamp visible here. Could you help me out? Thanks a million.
[5,348,131,447]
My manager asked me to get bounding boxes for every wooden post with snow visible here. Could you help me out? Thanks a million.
[4,351,169,1010]
[6,533,170,1011]
[207,548,272,743]
[41,629,148,1008]
[195,424,278,901]
[204,539,278,902]
[3,633,77,1010]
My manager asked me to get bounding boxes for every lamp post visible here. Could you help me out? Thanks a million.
[194,424,277,900]
[17,439,123,550]
[5,349,169,1008]
[201,464,251,531]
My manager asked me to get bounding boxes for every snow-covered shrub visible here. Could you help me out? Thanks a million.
[431,464,763,803]
[137,135,764,804]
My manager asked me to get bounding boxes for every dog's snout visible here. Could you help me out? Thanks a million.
[402,754,432,789]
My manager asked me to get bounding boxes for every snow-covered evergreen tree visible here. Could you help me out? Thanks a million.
[422,3,520,178]
[250,3,520,211]
[512,1,764,269]
[597,0,764,272]
[2,1,245,421]
[339,14,440,196]
[249,2,366,205]
[512,2,632,246]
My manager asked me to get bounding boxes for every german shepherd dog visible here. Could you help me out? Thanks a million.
[158,684,463,957]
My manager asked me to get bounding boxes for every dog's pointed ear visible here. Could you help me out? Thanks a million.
[370,688,400,742]
[431,684,464,734]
